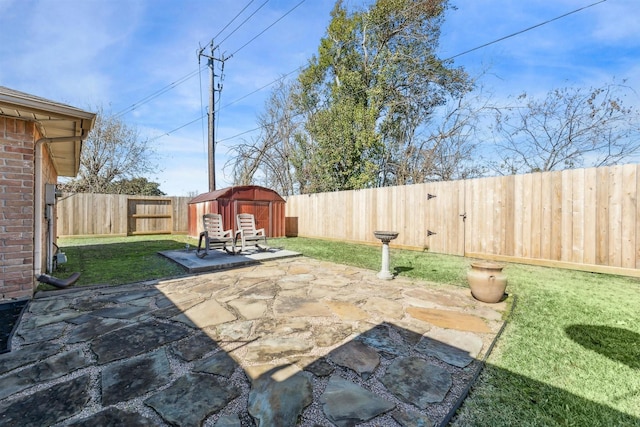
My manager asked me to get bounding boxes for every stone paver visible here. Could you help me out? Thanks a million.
[325,300,370,321]
[28,298,70,314]
[193,351,237,377]
[17,321,67,344]
[0,348,88,400]
[173,298,237,328]
[0,256,507,426]
[415,328,484,368]
[391,409,433,427]
[101,349,171,405]
[227,298,268,320]
[68,407,157,427]
[214,414,242,427]
[406,306,493,333]
[357,323,411,357]
[90,305,151,319]
[66,317,127,344]
[248,367,313,426]
[0,374,91,426]
[321,375,396,427]
[302,356,335,377]
[91,320,189,364]
[145,373,241,426]
[381,356,453,407]
[329,340,380,379]
[245,336,315,362]
[0,342,63,373]
[170,332,219,361]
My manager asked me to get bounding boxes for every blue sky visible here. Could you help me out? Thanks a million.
[1,0,638,196]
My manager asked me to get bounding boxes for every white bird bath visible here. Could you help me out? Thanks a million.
[373,231,399,280]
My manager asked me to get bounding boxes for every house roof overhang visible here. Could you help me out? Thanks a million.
[0,86,96,177]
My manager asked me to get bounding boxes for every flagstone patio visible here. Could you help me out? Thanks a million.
[0,257,507,426]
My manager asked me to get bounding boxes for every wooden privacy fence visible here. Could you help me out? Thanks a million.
[56,193,191,236]
[285,164,640,277]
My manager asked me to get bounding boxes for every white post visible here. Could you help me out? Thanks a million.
[377,240,393,280]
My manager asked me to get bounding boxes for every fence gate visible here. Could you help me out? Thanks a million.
[423,180,466,256]
[127,198,173,235]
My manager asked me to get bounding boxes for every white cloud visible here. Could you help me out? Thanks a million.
[2,0,637,194]
[592,0,640,42]
[1,1,147,103]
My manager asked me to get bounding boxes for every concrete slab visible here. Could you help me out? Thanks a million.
[158,248,301,273]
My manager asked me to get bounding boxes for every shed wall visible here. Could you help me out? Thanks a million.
[188,186,285,238]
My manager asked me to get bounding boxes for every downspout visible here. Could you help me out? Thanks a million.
[34,136,84,279]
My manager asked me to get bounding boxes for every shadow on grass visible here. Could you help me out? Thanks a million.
[394,266,414,275]
[456,362,640,426]
[565,324,640,370]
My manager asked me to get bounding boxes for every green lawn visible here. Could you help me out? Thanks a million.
[54,235,640,425]
[53,235,196,287]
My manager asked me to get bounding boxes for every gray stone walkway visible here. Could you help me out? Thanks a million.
[0,257,506,426]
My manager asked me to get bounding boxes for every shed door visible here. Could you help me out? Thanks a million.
[237,201,271,236]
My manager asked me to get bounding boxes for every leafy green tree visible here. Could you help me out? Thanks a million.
[107,177,165,196]
[230,0,475,194]
[295,0,471,190]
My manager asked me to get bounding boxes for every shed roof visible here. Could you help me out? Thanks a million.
[0,86,96,176]
[189,185,285,204]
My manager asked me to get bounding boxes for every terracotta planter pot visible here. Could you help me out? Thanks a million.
[467,262,507,303]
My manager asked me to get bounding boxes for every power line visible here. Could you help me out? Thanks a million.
[149,115,205,143]
[111,0,487,123]
[446,0,607,61]
[151,68,298,144]
[114,1,303,123]
[210,0,256,43]
[231,0,306,57]
[157,0,606,143]
[215,0,428,111]
[114,1,260,119]
[114,66,205,118]
[149,68,300,143]
[218,0,270,47]
[221,66,302,109]
[216,1,610,143]
[218,124,265,143]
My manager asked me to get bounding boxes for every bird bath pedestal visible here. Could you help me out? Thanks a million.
[374,231,399,280]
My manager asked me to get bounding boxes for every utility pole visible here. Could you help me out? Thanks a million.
[198,40,228,192]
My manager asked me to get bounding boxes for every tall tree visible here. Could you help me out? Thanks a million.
[295,0,471,191]
[58,105,159,194]
[491,82,640,174]
[107,177,165,196]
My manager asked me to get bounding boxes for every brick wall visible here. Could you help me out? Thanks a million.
[0,117,36,300]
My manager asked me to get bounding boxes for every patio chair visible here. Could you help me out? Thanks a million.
[235,213,267,253]
[196,213,234,258]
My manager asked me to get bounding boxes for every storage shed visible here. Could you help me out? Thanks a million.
[188,185,286,238]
